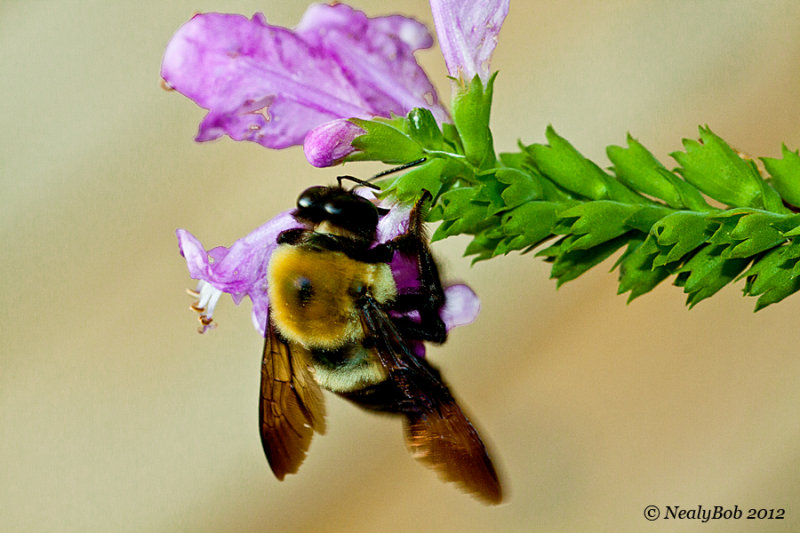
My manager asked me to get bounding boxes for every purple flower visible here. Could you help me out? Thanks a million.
[303,119,365,168]
[161,4,447,154]
[430,0,509,84]
[179,202,479,342]
[178,211,300,334]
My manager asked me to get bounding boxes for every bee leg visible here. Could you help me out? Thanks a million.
[383,192,448,344]
[276,228,310,245]
[384,192,445,300]
[390,312,446,344]
[362,190,449,343]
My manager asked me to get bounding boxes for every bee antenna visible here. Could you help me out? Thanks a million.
[336,158,427,191]
[365,158,427,183]
[337,175,381,190]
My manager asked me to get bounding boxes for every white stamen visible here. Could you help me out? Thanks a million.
[189,280,224,333]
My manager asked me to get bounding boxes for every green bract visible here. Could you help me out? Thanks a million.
[763,145,800,207]
[345,102,800,311]
[451,73,496,168]
[348,117,425,164]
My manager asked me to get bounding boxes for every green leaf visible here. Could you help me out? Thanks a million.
[671,126,764,208]
[382,158,446,202]
[498,151,530,170]
[500,202,560,252]
[607,134,684,207]
[555,201,642,251]
[656,168,714,212]
[615,237,671,301]
[714,210,792,259]
[405,108,443,151]
[353,121,800,311]
[650,211,712,266]
[674,244,750,307]
[527,126,644,204]
[740,241,800,310]
[495,168,543,210]
[436,187,480,220]
[544,235,631,285]
[451,73,496,167]
[431,187,491,240]
[349,118,423,163]
[762,144,800,208]
[474,172,507,215]
[624,205,674,232]
[441,122,464,154]
[464,231,503,262]
[526,126,609,200]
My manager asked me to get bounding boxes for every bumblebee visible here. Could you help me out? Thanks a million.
[260,171,502,504]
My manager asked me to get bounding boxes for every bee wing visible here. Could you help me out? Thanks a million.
[259,316,326,480]
[403,397,503,505]
[359,297,502,504]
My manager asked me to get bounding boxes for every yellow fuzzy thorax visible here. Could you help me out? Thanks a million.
[267,245,397,350]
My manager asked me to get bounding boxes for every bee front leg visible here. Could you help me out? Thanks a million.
[390,312,446,344]
[385,192,448,344]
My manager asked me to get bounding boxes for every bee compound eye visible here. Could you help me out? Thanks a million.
[297,186,327,209]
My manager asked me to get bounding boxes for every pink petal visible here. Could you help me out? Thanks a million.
[376,201,412,242]
[176,229,212,280]
[177,211,299,298]
[162,12,372,149]
[430,0,509,83]
[296,4,448,123]
[441,283,481,329]
[162,6,446,151]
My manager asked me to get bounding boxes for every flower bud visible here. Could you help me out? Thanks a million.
[303,119,365,167]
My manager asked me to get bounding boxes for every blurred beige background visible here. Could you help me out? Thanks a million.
[3,1,800,531]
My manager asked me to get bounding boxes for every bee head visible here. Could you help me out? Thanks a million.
[292,160,428,241]
[295,186,382,241]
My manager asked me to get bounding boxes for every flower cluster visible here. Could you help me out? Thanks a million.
[161,4,447,163]
[162,1,507,166]
[166,1,508,340]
